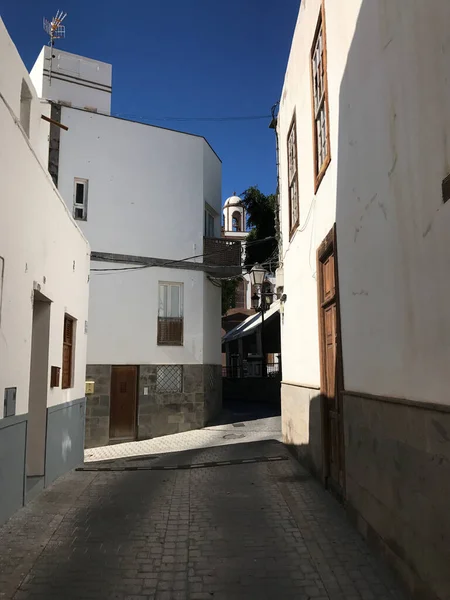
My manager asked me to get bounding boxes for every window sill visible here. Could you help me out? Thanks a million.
[157,342,184,347]
[314,154,331,194]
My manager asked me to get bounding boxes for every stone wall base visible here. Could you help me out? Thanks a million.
[85,364,222,449]
[281,382,322,479]
[282,385,450,599]
[343,392,450,600]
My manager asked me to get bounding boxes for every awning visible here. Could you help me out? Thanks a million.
[222,300,280,344]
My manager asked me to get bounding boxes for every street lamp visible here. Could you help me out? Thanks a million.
[250,263,266,287]
[250,263,271,377]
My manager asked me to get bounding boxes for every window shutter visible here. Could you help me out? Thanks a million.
[62,315,74,389]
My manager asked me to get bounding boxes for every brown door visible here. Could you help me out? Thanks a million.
[318,226,345,498]
[110,366,137,441]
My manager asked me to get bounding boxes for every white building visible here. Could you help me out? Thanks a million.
[0,20,90,524]
[30,47,239,448]
[277,1,450,598]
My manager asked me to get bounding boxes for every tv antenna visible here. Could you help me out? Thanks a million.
[43,11,67,48]
[43,11,67,84]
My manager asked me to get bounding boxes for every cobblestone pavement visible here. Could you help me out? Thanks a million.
[0,409,407,600]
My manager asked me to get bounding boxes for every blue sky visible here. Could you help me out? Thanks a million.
[1,0,300,201]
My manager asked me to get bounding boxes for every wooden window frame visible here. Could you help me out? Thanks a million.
[73,178,88,221]
[310,1,331,193]
[287,112,299,239]
[62,314,75,389]
[157,282,184,346]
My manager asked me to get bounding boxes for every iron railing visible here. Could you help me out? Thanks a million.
[157,317,183,346]
[222,362,281,379]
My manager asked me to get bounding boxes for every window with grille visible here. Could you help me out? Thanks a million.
[158,282,183,345]
[156,365,183,393]
[73,178,88,220]
[204,209,215,237]
[311,6,330,186]
[287,115,299,235]
[62,315,75,389]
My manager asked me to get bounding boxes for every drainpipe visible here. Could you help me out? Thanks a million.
[269,102,281,273]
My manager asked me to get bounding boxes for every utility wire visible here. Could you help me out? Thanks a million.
[112,112,272,123]
[91,236,277,274]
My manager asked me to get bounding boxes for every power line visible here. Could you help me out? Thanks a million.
[90,237,277,274]
[112,112,272,124]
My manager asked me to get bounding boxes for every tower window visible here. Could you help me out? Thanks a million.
[232,211,241,232]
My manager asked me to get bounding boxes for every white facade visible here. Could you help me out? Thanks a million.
[277,0,353,390]
[29,46,224,446]
[52,106,222,367]
[277,3,450,597]
[335,1,450,406]
[0,19,90,522]
[0,26,90,416]
[30,46,112,114]
[278,0,450,421]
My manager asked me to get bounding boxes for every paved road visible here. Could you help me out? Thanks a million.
[0,404,406,600]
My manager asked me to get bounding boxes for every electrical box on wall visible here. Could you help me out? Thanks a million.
[4,387,16,417]
[85,381,95,395]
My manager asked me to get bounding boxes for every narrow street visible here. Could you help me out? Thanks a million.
[0,403,405,600]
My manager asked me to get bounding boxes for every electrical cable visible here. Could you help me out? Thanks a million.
[90,236,277,273]
[112,112,272,124]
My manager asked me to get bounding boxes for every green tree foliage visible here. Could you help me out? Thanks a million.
[221,278,240,316]
[240,186,278,269]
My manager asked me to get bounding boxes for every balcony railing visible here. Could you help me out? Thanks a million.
[222,362,281,379]
[203,237,241,275]
[157,317,183,346]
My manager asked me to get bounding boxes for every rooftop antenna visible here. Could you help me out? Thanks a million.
[43,10,67,84]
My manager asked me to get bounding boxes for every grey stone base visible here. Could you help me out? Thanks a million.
[45,397,86,487]
[281,383,322,479]
[343,392,450,600]
[0,414,27,525]
[85,365,111,448]
[85,364,222,448]
[26,475,44,503]
[0,398,85,526]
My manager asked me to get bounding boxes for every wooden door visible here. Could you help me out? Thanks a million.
[110,366,137,441]
[318,227,345,498]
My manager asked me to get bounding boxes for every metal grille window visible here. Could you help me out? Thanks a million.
[287,115,299,234]
[158,282,183,345]
[207,365,216,391]
[62,315,75,389]
[311,7,330,184]
[156,365,183,393]
[73,178,88,220]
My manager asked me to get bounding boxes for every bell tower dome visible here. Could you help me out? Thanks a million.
[222,193,246,238]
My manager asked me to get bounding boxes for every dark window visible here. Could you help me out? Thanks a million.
[73,179,88,220]
[62,315,75,389]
